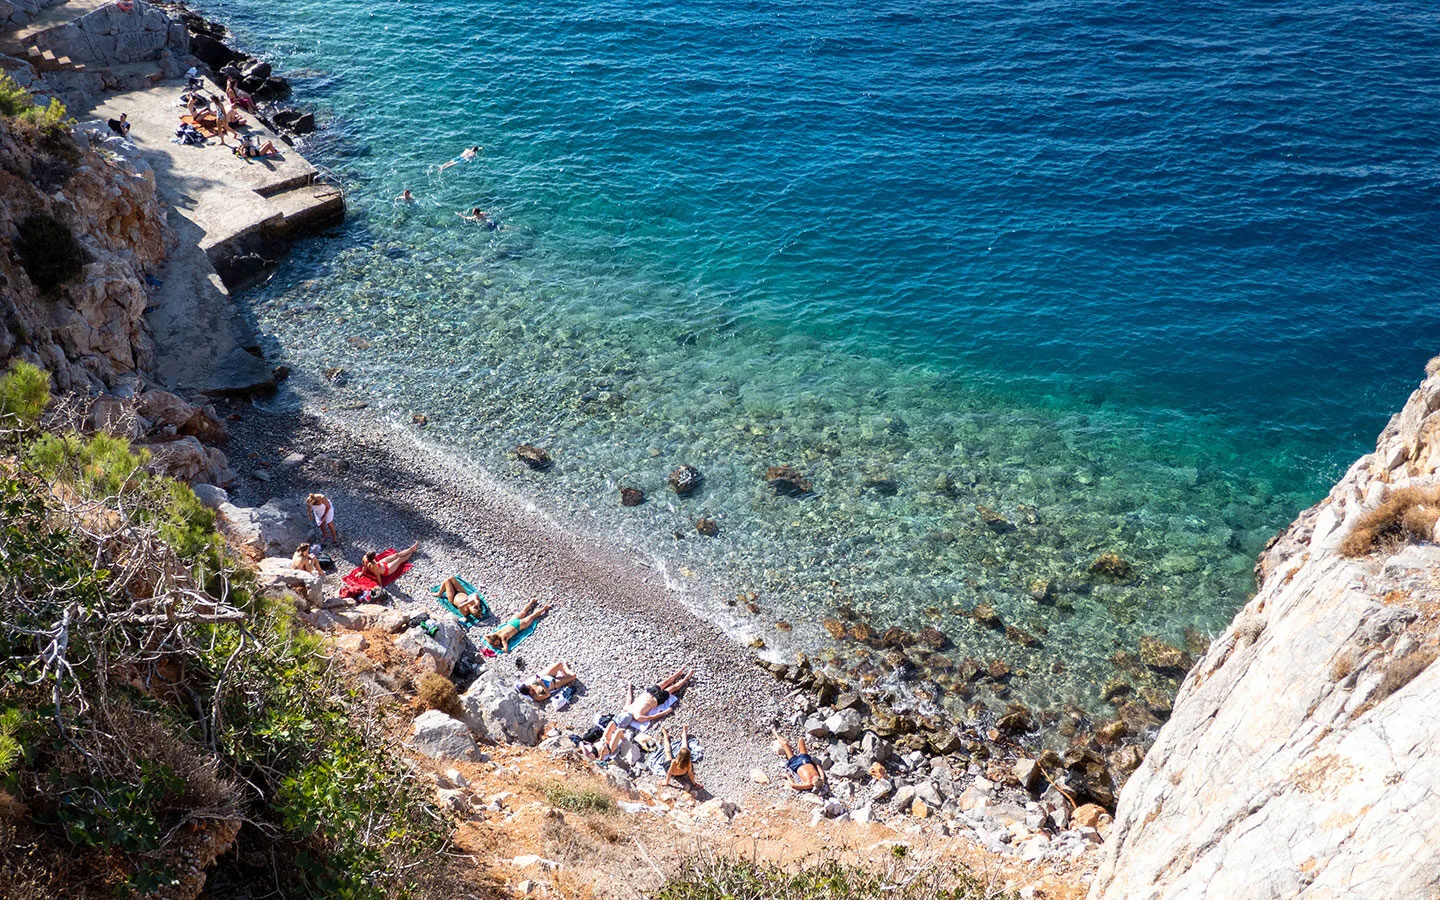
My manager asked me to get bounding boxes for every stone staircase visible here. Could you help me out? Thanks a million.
[24,44,85,73]
[0,0,186,111]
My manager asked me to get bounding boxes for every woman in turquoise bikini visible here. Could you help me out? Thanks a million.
[483,599,551,652]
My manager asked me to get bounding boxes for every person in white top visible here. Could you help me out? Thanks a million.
[306,493,338,544]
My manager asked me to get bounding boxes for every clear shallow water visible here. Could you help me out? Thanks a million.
[202,0,1440,717]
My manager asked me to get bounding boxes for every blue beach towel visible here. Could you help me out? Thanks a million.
[481,616,539,657]
[430,577,490,627]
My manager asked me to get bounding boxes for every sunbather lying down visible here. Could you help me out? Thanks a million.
[362,542,419,581]
[587,668,694,758]
[483,599,551,652]
[773,729,826,792]
[516,661,576,703]
[438,575,486,618]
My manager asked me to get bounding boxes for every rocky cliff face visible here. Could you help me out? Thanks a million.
[0,116,171,394]
[1092,361,1440,899]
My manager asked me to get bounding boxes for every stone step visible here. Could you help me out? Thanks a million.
[25,44,84,72]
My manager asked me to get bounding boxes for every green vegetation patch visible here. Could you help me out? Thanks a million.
[0,414,467,898]
[655,857,1015,900]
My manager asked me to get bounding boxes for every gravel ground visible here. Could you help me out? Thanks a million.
[221,393,795,802]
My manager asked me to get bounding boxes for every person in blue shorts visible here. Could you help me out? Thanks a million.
[773,729,826,792]
[439,145,482,172]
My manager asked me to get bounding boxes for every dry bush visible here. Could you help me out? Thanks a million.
[1329,651,1356,683]
[416,672,463,718]
[1375,648,1436,705]
[1338,486,1440,558]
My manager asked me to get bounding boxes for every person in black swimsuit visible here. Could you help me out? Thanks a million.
[773,729,826,792]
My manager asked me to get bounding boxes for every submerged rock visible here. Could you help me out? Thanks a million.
[1138,635,1193,672]
[515,444,552,470]
[619,486,645,506]
[765,464,813,496]
[668,464,704,495]
[972,604,1004,630]
[1089,552,1135,579]
[977,505,1016,534]
[696,517,720,537]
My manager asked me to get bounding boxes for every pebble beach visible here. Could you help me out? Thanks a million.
[222,394,794,800]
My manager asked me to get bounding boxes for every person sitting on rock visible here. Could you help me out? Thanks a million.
[226,77,257,112]
[306,492,339,543]
[516,660,577,703]
[107,112,130,138]
[588,669,694,757]
[437,575,488,618]
[481,599,552,652]
[361,542,419,581]
[662,724,704,796]
[291,542,323,576]
[773,729,826,792]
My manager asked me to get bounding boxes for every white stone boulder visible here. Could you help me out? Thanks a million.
[460,675,540,746]
[410,710,482,761]
[824,708,863,740]
[216,497,310,556]
[395,617,466,676]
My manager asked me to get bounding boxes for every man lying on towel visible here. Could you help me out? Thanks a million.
[584,668,695,759]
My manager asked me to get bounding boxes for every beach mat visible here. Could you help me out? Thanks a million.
[180,114,221,138]
[431,576,489,626]
[480,616,540,657]
[340,548,412,599]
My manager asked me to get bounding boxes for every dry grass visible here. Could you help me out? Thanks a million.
[653,855,1017,900]
[1338,486,1440,558]
[1329,651,1356,683]
[415,672,463,718]
[1375,647,1437,705]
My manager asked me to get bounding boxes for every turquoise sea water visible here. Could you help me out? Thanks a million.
[200,0,1440,716]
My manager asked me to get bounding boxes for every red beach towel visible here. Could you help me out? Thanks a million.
[340,548,412,599]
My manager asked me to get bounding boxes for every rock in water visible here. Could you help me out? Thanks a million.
[668,464,704,495]
[1089,552,1134,579]
[619,486,645,506]
[977,505,1016,534]
[1138,635,1192,671]
[696,517,720,537]
[765,464,813,496]
[515,444,552,470]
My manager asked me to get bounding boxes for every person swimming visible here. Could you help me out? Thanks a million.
[457,207,500,229]
[396,189,416,203]
[439,145,482,172]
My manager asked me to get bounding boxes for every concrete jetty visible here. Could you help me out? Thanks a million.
[1,0,343,396]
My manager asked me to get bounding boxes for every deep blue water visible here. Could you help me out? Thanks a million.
[200,0,1440,711]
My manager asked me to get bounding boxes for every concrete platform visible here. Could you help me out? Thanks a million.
[85,78,342,396]
[90,78,340,251]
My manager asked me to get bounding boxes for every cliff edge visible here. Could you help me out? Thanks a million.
[1092,360,1440,899]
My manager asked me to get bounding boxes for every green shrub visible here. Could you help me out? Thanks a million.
[654,858,1013,900]
[26,430,149,499]
[15,212,85,293]
[0,708,22,777]
[0,72,30,117]
[0,361,49,428]
[541,781,614,814]
[19,98,74,136]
